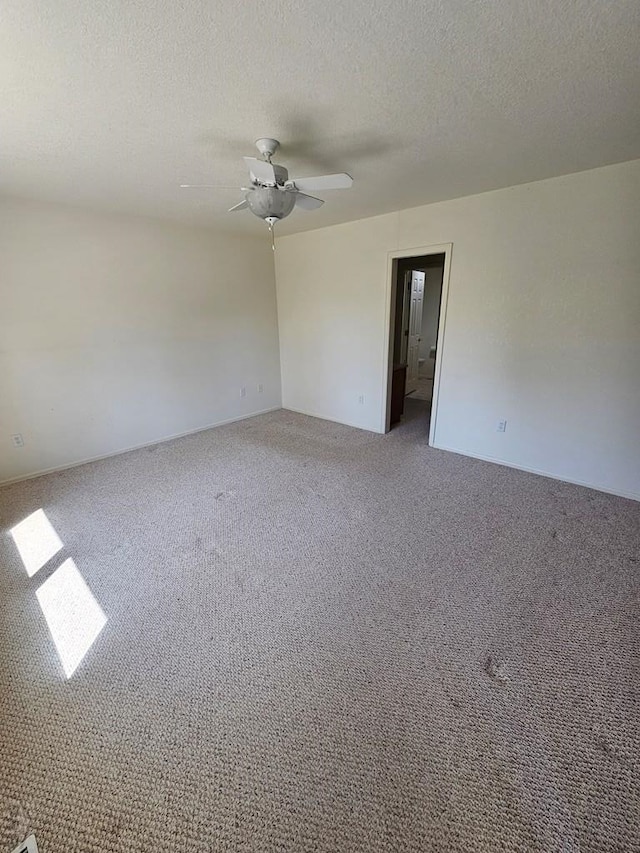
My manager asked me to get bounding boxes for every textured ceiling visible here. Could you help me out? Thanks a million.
[2,0,639,235]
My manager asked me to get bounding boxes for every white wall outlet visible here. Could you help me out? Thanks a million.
[358,394,365,405]
[11,433,24,447]
[258,383,264,393]
[240,387,246,398]
[496,419,507,433]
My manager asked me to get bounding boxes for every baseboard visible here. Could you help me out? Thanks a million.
[0,406,282,487]
[6,411,634,503]
[432,442,640,503]
[282,406,379,433]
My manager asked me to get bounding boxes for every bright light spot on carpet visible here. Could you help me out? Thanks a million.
[10,508,63,577]
[36,558,107,678]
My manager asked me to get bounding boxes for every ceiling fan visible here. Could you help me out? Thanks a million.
[181,138,353,244]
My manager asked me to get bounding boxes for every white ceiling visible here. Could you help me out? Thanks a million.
[2,0,639,236]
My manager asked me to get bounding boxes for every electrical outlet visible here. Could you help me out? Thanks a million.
[240,387,246,398]
[11,433,24,448]
[358,394,365,405]
[258,383,264,393]
[496,419,507,433]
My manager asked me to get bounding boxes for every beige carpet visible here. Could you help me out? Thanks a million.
[1,399,638,852]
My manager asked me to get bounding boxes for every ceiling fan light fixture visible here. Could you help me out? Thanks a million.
[179,138,353,241]
[246,186,296,222]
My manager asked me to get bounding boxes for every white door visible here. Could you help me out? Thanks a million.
[405,270,425,394]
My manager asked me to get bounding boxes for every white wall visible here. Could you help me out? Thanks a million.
[418,265,444,363]
[0,197,281,483]
[275,159,640,500]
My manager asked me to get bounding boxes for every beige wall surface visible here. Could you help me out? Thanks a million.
[1,198,281,482]
[275,160,640,500]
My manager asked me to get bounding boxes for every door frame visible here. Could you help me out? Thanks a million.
[381,243,453,443]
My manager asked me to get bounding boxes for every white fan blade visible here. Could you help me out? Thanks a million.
[291,173,353,192]
[228,199,248,212]
[244,157,277,184]
[180,184,242,189]
[295,192,324,210]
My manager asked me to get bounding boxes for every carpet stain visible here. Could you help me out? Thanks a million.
[595,737,632,769]
[484,656,510,684]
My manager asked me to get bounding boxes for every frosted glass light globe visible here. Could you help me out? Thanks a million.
[246,187,296,221]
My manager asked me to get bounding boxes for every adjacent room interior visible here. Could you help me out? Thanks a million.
[1,2,639,852]
[388,252,446,431]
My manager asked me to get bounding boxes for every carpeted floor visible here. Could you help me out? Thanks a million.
[1,399,638,853]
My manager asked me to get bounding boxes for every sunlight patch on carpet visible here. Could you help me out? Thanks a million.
[10,509,63,577]
[36,559,107,678]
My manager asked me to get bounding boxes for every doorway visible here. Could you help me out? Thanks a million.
[384,244,452,442]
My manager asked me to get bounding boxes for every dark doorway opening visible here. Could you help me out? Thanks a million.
[389,253,445,431]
